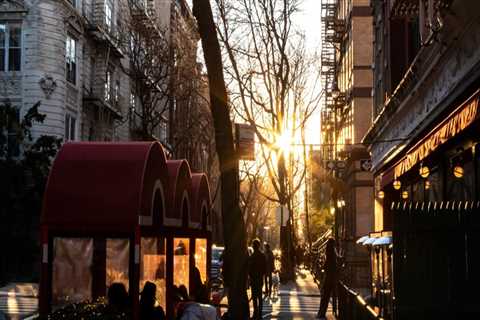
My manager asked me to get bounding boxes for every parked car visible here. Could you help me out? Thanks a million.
[210,245,224,285]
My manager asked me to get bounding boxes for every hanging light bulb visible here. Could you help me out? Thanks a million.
[393,180,402,190]
[401,190,409,199]
[453,165,464,178]
[425,180,431,190]
[419,165,430,178]
[378,191,385,199]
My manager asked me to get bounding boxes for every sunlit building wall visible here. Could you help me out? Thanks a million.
[320,0,374,292]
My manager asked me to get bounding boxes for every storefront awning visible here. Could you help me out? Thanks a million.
[373,237,392,246]
[42,142,168,232]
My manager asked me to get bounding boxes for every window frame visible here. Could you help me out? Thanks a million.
[0,22,22,72]
[65,35,77,85]
[64,113,77,141]
[105,0,114,33]
[104,70,112,102]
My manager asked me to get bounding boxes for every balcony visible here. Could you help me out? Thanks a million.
[391,0,452,18]
[325,18,345,43]
[83,71,123,120]
[86,0,124,57]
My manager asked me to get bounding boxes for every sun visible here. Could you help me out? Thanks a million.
[275,130,293,155]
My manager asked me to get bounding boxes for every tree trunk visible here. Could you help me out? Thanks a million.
[191,1,249,318]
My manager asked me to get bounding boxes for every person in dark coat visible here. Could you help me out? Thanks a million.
[191,266,209,303]
[140,281,166,320]
[248,239,266,320]
[263,243,275,297]
[317,238,338,320]
[107,282,129,315]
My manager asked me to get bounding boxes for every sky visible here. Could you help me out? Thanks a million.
[186,0,323,145]
[298,0,323,145]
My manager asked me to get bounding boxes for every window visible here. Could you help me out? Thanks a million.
[141,237,166,311]
[105,0,113,33]
[174,238,190,291]
[105,71,112,102]
[52,238,93,306]
[114,80,120,104]
[65,114,76,141]
[195,239,207,284]
[4,107,20,157]
[65,35,76,84]
[160,121,167,142]
[104,71,112,102]
[0,22,22,71]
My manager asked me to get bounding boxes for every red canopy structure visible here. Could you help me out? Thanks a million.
[39,142,212,319]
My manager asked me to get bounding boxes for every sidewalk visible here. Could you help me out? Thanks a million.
[0,283,38,320]
[262,268,336,319]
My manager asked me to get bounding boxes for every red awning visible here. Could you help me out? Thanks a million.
[41,142,168,232]
[165,160,192,226]
[189,174,211,229]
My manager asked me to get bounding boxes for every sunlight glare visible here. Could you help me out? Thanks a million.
[275,130,293,154]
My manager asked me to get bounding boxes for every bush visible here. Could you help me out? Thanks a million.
[47,297,130,320]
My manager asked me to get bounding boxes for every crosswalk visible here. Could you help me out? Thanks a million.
[261,290,335,319]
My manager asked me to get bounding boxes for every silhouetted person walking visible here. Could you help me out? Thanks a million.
[264,243,274,297]
[140,281,166,320]
[248,239,266,320]
[317,238,337,320]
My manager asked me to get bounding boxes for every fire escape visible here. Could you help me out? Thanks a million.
[320,0,345,161]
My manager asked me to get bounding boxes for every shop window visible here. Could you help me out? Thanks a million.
[106,239,130,291]
[425,169,442,202]
[195,239,207,283]
[412,178,424,202]
[52,238,93,306]
[140,237,166,311]
[173,238,190,290]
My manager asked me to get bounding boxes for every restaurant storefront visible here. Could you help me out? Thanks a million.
[370,88,480,319]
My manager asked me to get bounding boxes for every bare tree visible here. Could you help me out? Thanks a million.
[239,161,276,243]
[215,0,322,279]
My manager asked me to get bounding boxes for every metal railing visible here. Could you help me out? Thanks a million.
[337,282,384,320]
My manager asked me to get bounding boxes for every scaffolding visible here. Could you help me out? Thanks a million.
[320,0,345,161]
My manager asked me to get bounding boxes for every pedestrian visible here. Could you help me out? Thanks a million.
[107,282,129,314]
[140,281,166,320]
[317,238,338,320]
[191,266,209,303]
[263,243,275,297]
[248,238,266,320]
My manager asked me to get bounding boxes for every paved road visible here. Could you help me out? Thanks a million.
[261,269,336,320]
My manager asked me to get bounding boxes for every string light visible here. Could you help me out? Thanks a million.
[425,180,431,190]
[393,180,401,190]
[453,165,464,178]
[419,165,430,178]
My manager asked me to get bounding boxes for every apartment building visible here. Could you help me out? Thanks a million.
[361,0,480,318]
[320,0,374,291]
[0,0,221,283]
[0,0,201,145]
